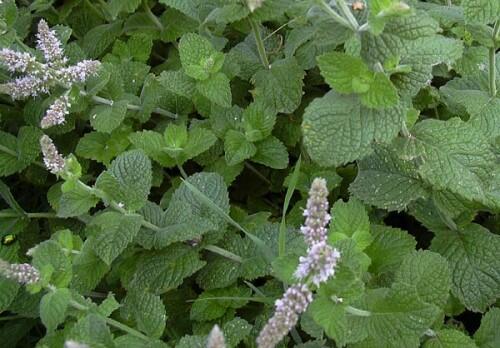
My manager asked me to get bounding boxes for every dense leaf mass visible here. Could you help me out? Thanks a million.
[0,0,499,347]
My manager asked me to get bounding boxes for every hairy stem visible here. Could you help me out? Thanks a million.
[75,180,244,263]
[249,18,270,68]
[203,245,243,263]
[489,21,499,97]
[143,0,164,32]
[345,305,372,317]
[336,0,359,30]
[82,92,177,119]
[316,0,353,30]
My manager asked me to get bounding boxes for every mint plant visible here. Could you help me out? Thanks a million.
[0,0,499,347]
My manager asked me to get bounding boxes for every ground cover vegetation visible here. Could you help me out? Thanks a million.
[0,0,499,347]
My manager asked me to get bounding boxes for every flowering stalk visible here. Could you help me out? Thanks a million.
[40,135,66,175]
[41,95,71,129]
[0,259,40,285]
[257,178,340,348]
[206,325,226,348]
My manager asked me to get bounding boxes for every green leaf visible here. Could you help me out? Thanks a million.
[0,127,42,177]
[190,286,251,321]
[462,0,500,24]
[224,130,256,166]
[40,288,71,332]
[406,118,495,204]
[76,129,130,165]
[243,101,277,142]
[107,0,141,19]
[430,223,500,311]
[302,92,404,167]
[0,277,18,312]
[365,225,416,277]
[71,242,110,293]
[252,58,305,113]
[183,127,217,160]
[129,130,176,168]
[252,136,289,169]
[223,317,252,347]
[123,289,166,339]
[89,212,142,265]
[96,150,152,211]
[139,173,229,249]
[82,21,123,58]
[317,51,399,109]
[0,180,25,215]
[395,250,451,308]
[90,100,129,133]
[57,183,99,218]
[179,32,224,80]
[69,314,114,348]
[329,198,372,251]
[131,244,206,294]
[474,308,500,348]
[424,329,478,348]
[196,72,232,107]
[350,145,428,211]
[32,240,72,288]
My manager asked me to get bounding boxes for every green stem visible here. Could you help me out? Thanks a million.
[316,0,353,30]
[249,18,270,69]
[75,179,243,263]
[0,315,25,321]
[345,305,371,317]
[424,329,437,337]
[67,299,151,341]
[0,144,45,169]
[143,0,164,31]
[401,120,411,138]
[244,163,271,185]
[336,0,359,30]
[27,212,58,219]
[489,47,497,97]
[83,92,177,119]
[204,245,243,263]
[490,21,499,97]
[177,164,188,179]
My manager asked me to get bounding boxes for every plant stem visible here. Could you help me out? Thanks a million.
[177,164,188,179]
[204,245,243,263]
[249,18,270,69]
[336,0,359,31]
[316,0,353,30]
[489,21,499,97]
[244,163,271,185]
[27,212,58,219]
[82,92,177,119]
[489,47,497,97]
[67,299,151,341]
[143,0,164,32]
[0,144,45,169]
[345,305,371,317]
[75,180,244,263]
[401,120,411,138]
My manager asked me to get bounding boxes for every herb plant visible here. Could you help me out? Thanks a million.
[0,0,499,347]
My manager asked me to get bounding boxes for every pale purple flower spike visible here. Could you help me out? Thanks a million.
[41,95,70,128]
[6,75,49,99]
[40,135,65,174]
[0,49,36,73]
[36,19,65,64]
[295,240,341,286]
[58,60,101,85]
[300,178,331,246]
[256,284,313,348]
[256,178,340,348]
[206,325,226,348]
[0,259,40,285]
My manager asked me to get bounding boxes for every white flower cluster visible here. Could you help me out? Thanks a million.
[0,19,100,128]
[40,135,65,174]
[256,285,313,348]
[206,325,226,348]
[247,0,264,12]
[257,178,340,348]
[0,259,40,285]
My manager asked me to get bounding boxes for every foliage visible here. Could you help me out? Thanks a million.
[0,0,499,347]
